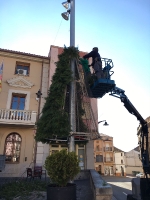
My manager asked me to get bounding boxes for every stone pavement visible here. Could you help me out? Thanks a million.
[75,179,93,200]
[0,177,93,200]
[0,177,117,200]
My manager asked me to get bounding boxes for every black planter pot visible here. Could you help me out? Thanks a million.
[47,183,76,200]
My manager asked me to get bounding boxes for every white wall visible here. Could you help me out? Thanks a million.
[115,152,125,164]
[114,152,126,174]
[36,63,50,166]
[125,150,142,167]
[124,150,143,175]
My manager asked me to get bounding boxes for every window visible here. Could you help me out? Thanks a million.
[96,145,99,151]
[105,157,113,162]
[15,62,30,75]
[96,155,103,162]
[105,147,112,151]
[9,93,27,120]
[7,89,30,110]
[78,149,85,170]
[121,153,122,156]
[50,144,68,155]
[4,133,22,163]
[11,93,26,110]
[121,159,123,164]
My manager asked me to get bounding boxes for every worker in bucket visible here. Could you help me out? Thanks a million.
[83,47,103,79]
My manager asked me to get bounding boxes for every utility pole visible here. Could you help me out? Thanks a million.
[61,0,76,152]
[69,0,75,152]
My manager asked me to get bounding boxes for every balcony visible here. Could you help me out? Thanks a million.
[104,157,113,162]
[104,147,113,151]
[0,109,37,125]
[95,147,103,152]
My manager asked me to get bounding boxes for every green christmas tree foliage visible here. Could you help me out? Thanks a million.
[35,47,80,143]
[76,82,88,133]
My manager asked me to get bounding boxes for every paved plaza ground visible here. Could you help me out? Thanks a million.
[0,176,122,200]
[102,175,133,200]
[0,177,93,200]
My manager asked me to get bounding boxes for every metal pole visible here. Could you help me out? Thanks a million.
[70,0,75,46]
[69,0,75,152]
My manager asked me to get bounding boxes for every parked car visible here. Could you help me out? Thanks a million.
[136,172,144,178]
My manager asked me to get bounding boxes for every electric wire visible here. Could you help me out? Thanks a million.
[53,18,63,45]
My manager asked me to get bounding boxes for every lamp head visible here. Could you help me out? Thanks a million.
[98,120,109,126]
[36,89,42,98]
[62,1,69,9]
[103,121,109,126]
[61,12,69,20]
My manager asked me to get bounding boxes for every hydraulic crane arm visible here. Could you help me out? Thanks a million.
[110,87,146,124]
[109,86,150,177]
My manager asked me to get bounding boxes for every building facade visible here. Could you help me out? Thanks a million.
[94,133,115,175]
[0,48,49,176]
[114,146,126,176]
[0,45,99,176]
[136,116,150,177]
[124,147,143,175]
[146,116,150,169]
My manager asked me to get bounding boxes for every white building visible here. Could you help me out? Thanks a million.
[114,147,126,176]
[124,146,143,175]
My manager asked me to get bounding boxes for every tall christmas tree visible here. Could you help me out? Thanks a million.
[35,46,87,143]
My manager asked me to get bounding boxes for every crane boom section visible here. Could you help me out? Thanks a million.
[110,86,150,176]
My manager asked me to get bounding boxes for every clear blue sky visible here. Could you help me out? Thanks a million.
[0,0,150,152]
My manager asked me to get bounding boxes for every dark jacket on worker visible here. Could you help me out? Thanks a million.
[83,50,101,67]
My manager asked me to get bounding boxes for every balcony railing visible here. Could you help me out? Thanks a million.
[104,147,112,151]
[0,109,37,125]
[95,147,103,152]
[104,157,113,162]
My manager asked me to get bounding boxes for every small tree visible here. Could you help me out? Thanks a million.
[45,149,80,187]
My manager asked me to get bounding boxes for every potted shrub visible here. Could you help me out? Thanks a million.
[45,149,80,200]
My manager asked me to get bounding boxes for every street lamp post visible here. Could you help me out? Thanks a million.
[98,120,109,126]
[61,0,75,46]
[70,0,75,47]
[69,0,75,152]
[62,0,76,152]
[34,89,42,165]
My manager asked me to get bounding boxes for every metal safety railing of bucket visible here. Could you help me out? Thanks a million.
[101,58,114,80]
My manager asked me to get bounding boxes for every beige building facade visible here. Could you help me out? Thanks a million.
[94,134,115,175]
[0,49,49,176]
